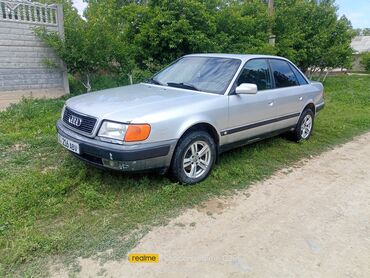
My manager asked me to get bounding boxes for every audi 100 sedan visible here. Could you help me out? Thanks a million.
[57,54,324,184]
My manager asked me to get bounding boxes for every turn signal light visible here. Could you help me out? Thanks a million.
[124,124,151,142]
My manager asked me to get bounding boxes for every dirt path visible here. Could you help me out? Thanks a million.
[55,133,370,277]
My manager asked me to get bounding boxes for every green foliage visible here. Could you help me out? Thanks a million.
[274,0,354,72]
[34,0,355,93]
[34,0,118,92]
[113,0,219,71]
[214,0,275,54]
[361,52,370,72]
[68,74,131,95]
[354,28,370,36]
[1,76,370,276]
[363,28,370,36]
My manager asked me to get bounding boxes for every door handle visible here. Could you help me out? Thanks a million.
[299,96,303,101]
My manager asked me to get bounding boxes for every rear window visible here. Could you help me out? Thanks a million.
[290,64,308,85]
[269,59,299,88]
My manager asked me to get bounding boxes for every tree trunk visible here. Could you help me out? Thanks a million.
[128,73,133,85]
[322,69,330,82]
[81,73,92,93]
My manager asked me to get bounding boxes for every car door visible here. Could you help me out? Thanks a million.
[267,59,307,130]
[226,59,277,144]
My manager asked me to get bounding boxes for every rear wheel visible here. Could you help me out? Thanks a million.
[292,108,314,141]
[170,131,216,185]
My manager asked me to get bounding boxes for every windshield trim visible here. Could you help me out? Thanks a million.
[141,82,227,97]
[146,56,242,95]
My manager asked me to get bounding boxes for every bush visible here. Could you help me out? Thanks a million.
[68,70,153,95]
[68,74,129,95]
[361,52,370,72]
[36,0,355,93]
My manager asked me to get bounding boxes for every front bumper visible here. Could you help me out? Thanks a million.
[56,120,177,172]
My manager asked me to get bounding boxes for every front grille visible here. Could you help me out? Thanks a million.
[63,107,97,134]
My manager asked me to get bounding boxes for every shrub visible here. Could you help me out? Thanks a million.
[361,52,370,72]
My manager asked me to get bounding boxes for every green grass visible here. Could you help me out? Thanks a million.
[1,76,370,276]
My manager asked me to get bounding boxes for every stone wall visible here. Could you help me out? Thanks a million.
[0,0,69,109]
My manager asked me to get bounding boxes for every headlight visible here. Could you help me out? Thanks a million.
[98,121,151,143]
[98,121,128,141]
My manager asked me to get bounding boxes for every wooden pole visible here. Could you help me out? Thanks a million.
[57,4,70,94]
[268,0,274,17]
[268,0,276,46]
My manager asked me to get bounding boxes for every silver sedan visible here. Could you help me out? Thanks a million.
[57,54,324,184]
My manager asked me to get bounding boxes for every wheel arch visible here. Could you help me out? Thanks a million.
[301,101,316,116]
[178,122,220,146]
[170,121,220,163]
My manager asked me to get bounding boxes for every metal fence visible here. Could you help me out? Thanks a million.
[0,0,58,25]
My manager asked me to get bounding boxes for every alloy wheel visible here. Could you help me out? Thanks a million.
[182,140,211,178]
[300,114,313,139]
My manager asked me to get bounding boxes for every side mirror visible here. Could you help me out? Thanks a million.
[235,83,258,94]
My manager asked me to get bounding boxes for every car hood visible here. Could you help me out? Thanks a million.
[65,83,217,122]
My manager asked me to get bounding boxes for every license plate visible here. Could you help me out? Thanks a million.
[58,134,80,154]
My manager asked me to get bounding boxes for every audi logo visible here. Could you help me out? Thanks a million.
[68,115,82,127]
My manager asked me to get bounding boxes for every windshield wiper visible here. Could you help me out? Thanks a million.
[148,78,166,86]
[167,82,200,91]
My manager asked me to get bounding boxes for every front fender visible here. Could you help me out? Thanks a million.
[176,116,220,140]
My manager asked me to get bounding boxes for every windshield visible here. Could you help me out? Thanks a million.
[149,57,241,95]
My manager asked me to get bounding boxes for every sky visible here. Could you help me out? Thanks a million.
[336,0,370,28]
[73,0,87,17]
[72,0,370,29]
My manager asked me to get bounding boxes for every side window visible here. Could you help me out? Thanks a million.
[290,64,308,85]
[269,59,299,88]
[237,59,272,90]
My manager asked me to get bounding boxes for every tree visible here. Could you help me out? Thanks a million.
[214,0,275,54]
[118,0,219,72]
[353,28,370,36]
[35,0,117,92]
[116,0,275,70]
[85,0,274,75]
[363,28,370,36]
[35,0,356,92]
[274,0,354,77]
[361,52,370,72]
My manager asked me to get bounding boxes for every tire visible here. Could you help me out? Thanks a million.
[170,131,216,185]
[292,108,314,141]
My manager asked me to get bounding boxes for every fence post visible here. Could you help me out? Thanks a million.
[56,3,70,94]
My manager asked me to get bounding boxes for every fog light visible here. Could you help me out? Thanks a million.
[102,159,130,170]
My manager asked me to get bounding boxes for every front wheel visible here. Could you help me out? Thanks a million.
[292,108,314,141]
[170,131,216,185]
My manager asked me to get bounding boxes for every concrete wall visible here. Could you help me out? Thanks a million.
[0,1,69,110]
[351,54,365,72]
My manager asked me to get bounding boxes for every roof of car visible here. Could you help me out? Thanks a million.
[185,53,289,62]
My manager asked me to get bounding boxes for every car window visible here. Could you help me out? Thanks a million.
[290,64,308,85]
[237,59,272,90]
[269,59,299,88]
